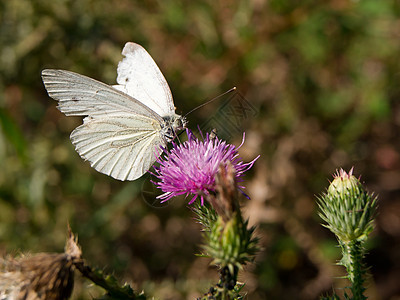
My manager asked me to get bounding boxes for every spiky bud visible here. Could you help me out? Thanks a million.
[199,163,258,276]
[205,213,257,274]
[318,168,377,244]
[318,168,378,300]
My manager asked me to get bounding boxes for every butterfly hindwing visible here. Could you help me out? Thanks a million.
[71,116,165,181]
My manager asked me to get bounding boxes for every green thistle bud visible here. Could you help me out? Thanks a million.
[318,168,378,300]
[318,168,377,244]
[199,163,259,274]
[194,161,259,299]
[205,213,256,273]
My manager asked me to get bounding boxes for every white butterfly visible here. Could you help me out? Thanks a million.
[42,42,187,181]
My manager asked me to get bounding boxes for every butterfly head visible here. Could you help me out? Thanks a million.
[162,114,187,142]
[172,114,187,131]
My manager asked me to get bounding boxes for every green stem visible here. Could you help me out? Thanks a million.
[340,241,366,300]
[219,266,238,299]
[74,260,145,299]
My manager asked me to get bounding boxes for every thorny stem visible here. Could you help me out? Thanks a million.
[220,265,239,292]
[74,260,143,300]
[340,241,367,300]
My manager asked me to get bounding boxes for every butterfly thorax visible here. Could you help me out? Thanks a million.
[161,114,187,142]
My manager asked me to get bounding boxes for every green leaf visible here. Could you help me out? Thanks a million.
[0,108,27,160]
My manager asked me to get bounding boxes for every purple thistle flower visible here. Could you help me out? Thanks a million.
[152,129,259,205]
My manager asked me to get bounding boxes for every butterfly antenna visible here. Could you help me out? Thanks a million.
[175,132,182,144]
[184,87,237,117]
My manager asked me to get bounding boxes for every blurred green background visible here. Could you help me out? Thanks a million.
[1,0,400,299]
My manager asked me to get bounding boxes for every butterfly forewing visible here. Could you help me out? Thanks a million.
[113,42,175,117]
[42,69,163,121]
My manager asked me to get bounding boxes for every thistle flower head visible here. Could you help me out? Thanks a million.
[153,129,259,205]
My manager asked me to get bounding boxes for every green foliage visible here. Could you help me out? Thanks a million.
[0,108,27,160]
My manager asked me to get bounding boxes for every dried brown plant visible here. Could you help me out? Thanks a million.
[0,227,81,300]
